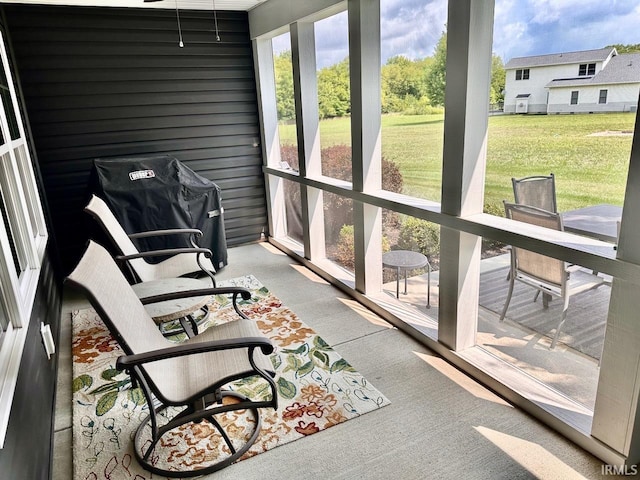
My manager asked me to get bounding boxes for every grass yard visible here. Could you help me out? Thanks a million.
[278,112,636,213]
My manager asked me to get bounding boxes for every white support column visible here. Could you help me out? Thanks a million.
[291,22,325,260]
[253,38,286,239]
[437,0,494,351]
[348,0,382,294]
[592,102,640,465]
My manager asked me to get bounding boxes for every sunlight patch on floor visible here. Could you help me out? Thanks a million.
[337,297,394,329]
[475,426,591,479]
[415,351,512,406]
[289,263,331,284]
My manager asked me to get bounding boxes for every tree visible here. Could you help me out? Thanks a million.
[381,55,432,113]
[426,27,505,108]
[490,55,505,105]
[425,30,447,107]
[317,58,351,118]
[606,44,640,54]
[273,50,295,121]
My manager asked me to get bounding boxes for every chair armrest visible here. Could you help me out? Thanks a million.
[139,286,252,320]
[116,336,274,370]
[116,247,212,262]
[138,286,252,305]
[128,228,203,240]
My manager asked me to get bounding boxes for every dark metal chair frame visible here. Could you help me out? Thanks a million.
[66,241,278,477]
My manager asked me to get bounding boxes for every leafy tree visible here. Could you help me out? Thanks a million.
[490,55,506,104]
[274,50,295,121]
[426,27,505,107]
[606,44,640,54]
[382,56,432,113]
[318,58,351,118]
[425,30,447,107]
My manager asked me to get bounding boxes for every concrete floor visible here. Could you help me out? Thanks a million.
[54,241,617,479]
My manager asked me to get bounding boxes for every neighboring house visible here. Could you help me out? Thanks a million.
[504,47,640,114]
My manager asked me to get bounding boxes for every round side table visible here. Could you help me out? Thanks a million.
[382,250,431,308]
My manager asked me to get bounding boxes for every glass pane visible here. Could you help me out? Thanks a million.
[14,145,39,237]
[323,193,353,272]
[0,182,20,277]
[477,233,607,408]
[0,318,6,349]
[315,12,352,182]
[282,178,303,244]
[381,210,439,330]
[272,33,298,170]
[379,0,447,202]
[0,65,19,141]
[480,5,637,410]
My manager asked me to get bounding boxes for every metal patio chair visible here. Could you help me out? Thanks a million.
[85,194,217,286]
[512,173,557,212]
[66,240,278,477]
[500,202,605,349]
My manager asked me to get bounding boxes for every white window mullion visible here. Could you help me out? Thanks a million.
[348,0,382,295]
[437,0,494,351]
[14,142,47,240]
[0,143,37,271]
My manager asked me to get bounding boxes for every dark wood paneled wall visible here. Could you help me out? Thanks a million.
[0,251,61,480]
[4,5,267,273]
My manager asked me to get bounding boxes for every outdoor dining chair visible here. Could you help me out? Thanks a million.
[500,202,605,349]
[85,194,217,286]
[66,240,278,477]
[512,173,557,212]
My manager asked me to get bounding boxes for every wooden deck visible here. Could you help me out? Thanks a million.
[479,266,610,361]
[383,256,611,361]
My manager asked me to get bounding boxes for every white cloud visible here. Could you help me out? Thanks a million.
[379,0,447,62]
[494,0,640,61]
[273,0,640,68]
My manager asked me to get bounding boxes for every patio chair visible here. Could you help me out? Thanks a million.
[500,202,605,349]
[66,240,278,477]
[512,173,557,212]
[85,194,217,286]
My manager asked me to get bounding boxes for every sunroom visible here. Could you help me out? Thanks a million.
[0,0,638,478]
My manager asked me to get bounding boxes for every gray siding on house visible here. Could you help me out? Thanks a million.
[0,251,61,480]
[4,5,267,273]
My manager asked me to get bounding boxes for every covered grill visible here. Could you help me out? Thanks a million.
[92,155,227,269]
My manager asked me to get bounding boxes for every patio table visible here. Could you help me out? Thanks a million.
[562,204,622,243]
[383,250,431,308]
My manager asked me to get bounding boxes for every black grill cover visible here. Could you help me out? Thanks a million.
[92,155,227,269]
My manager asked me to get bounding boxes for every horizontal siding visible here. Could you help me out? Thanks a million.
[4,5,267,273]
[0,249,61,479]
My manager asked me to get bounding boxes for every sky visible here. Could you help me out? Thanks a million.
[273,0,640,69]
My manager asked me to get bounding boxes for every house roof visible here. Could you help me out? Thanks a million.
[505,47,615,69]
[546,53,640,88]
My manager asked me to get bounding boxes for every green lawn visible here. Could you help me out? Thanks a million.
[278,112,636,212]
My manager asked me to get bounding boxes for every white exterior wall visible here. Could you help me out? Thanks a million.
[548,83,640,113]
[504,61,605,114]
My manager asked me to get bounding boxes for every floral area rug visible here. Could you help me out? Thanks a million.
[72,274,390,479]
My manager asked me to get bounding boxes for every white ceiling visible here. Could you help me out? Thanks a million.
[0,0,270,11]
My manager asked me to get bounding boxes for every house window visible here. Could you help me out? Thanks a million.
[599,89,608,104]
[515,68,530,80]
[0,28,47,447]
[570,91,579,104]
[579,63,596,76]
